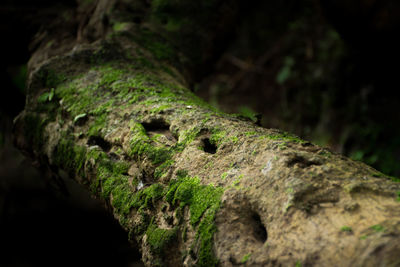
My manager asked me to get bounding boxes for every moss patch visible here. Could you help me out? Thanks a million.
[166,172,223,266]
[241,253,251,263]
[53,138,87,177]
[260,131,307,144]
[129,122,173,164]
[340,226,352,232]
[93,164,223,265]
[154,159,175,179]
[370,224,385,233]
[210,128,227,146]
[146,219,177,255]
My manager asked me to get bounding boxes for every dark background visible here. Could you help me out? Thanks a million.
[1,0,400,266]
[197,0,400,178]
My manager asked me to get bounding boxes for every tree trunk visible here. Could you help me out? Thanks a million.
[13,0,400,266]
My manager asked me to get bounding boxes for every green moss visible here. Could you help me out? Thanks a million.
[129,122,173,164]
[286,187,294,194]
[340,226,352,232]
[104,177,164,217]
[135,184,165,210]
[238,106,259,123]
[28,57,235,266]
[200,113,212,125]
[210,128,227,146]
[176,169,189,178]
[230,136,239,144]
[110,182,135,215]
[86,147,133,200]
[88,113,108,137]
[57,80,94,117]
[278,142,288,150]
[370,224,384,232]
[150,134,162,142]
[99,67,125,85]
[359,224,386,240]
[130,122,204,169]
[88,150,114,193]
[231,174,244,189]
[51,138,87,179]
[100,158,165,215]
[166,176,222,225]
[165,173,223,266]
[130,212,151,238]
[204,161,213,170]
[146,219,177,257]
[113,161,130,174]
[178,127,201,148]
[260,131,306,144]
[221,172,228,180]
[54,65,128,120]
[245,131,258,137]
[295,261,302,267]
[154,159,174,179]
[196,207,220,266]
[150,104,172,114]
[241,253,251,263]
[87,147,109,163]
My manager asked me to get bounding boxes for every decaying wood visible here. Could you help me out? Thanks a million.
[13,0,400,266]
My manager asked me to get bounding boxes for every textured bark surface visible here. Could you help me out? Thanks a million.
[13,0,400,266]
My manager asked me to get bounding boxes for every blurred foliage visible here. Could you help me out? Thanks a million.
[238,106,259,123]
[197,0,400,177]
[276,56,294,85]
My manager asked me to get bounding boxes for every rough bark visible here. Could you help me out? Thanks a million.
[13,0,400,266]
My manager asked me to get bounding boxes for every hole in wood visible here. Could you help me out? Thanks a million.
[87,136,111,152]
[251,212,267,243]
[202,138,217,154]
[142,119,176,145]
[142,119,170,132]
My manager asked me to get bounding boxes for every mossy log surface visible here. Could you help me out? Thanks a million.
[14,0,400,266]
